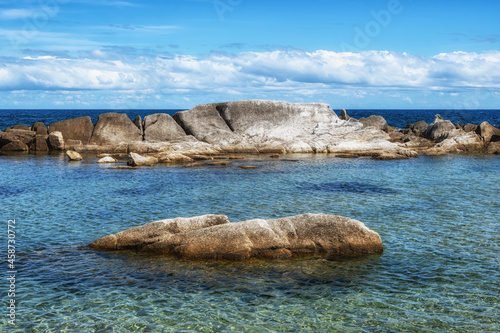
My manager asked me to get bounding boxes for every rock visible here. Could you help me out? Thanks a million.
[32,122,48,135]
[270,154,280,158]
[486,141,500,154]
[132,115,144,135]
[35,135,49,151]
[90,113,143,145]
[157,152,194,164]
[66,150,83,161]
[12,124,30,130]
[89,213,383,260]
[109,166,139,170]
[1,140,29,151]
[239,165,259,169]
[422,115,456,141]
[97,156,116,163]
[423,132,483,155]
[476,121,500,144]
[48,131,65,150]
[340,109,350,120]
[463,123,478,133]
[49,117,94,144]
[188,154,213,161]
[207,161,232,166]
[173,103,239,145]
[358,115,388,132]
[127,152,158,167]
[412,121,428,136]
[0,129,36,149]
[144,113,186,142]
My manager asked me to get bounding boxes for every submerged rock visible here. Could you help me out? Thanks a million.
[89,213,383,260]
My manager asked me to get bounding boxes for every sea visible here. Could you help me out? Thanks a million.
[1,109,499,332]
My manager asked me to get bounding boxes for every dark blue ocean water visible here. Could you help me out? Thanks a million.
[1,109,499,130]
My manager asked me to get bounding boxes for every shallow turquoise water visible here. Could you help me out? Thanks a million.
[1,154,499,332]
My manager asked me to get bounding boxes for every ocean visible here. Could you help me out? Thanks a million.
[1,109,499,332]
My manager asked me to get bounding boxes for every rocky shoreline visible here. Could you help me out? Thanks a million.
[1,100,499,164]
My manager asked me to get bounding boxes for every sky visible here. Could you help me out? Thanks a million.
[0,0,499,109]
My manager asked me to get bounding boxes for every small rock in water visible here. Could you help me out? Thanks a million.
[66,150,83,161]
[97,156,116,163]
[239,165,259,169]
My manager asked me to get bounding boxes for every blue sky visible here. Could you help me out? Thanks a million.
[0,0,499,109]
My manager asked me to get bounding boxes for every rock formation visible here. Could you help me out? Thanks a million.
[89,213,383,260]
[143,113,186,142]
[49,117,94,144]
[90,113,143,145]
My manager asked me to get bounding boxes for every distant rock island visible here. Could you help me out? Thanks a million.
[1,100,499,161]
[89,213,383,260]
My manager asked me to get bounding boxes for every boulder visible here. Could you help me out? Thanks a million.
[32,122,48,135]
[486,141,500,154]
[12,124,30,130]
[216,100,336,140]
[422,115,456,141]
[157,152,194,164]
[476,121,500,144]
[35,135,49,151]
[89,213,383,260]
[173,104,239,145]
[1,140,29,151]
[66,150,83,161]
[90,113,143,145]
[127,152,158,166]
[340,109,350,120]
[0,129,36,148]
[97,156,116,163]
[48,131,64,150]
[358,115,388,132]
[132,115,144,135]
[143,113,186,142]
[49,117,94,144]
[412,121,428,136]
[463,123,478,133]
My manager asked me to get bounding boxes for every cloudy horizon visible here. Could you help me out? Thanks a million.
[1,0,499,109]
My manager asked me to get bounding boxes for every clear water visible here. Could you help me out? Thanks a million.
[1,153,499,332]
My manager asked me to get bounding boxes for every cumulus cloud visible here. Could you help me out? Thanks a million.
[1,50,499,95]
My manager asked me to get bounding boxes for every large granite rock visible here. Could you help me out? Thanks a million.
[32,122,48,135]
[90,113,143,145]
[49,117,94,144]
[143,113,186,142]
[1,140,29,151]
[173,103,239,145]
[358,115,388,132]
[89,213,383,260]
[422,115,457,141]
[476,121,500,144]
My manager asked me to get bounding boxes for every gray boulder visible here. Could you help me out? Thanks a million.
[340,109,350,120]
[90,113,143,145]
[173,104,238,145]
[412,121,428,136]
[143,113,186,142]
[422,115,456,141]
[89,213,383,260]
[48,117,94,144]
[358,115,388,132]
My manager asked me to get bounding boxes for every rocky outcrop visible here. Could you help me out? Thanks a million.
[89,213,383,260]
[422,115,456,141]
[90,113,143,145]
[1,140,29,151]
[144,113,186,142]
[476,121,500,144]
[49,117,94,144]
[32,122,48,135]
[0,129,36,149]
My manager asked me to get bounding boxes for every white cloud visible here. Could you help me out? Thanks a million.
[0,9,34,20]
[0,50,499,108]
